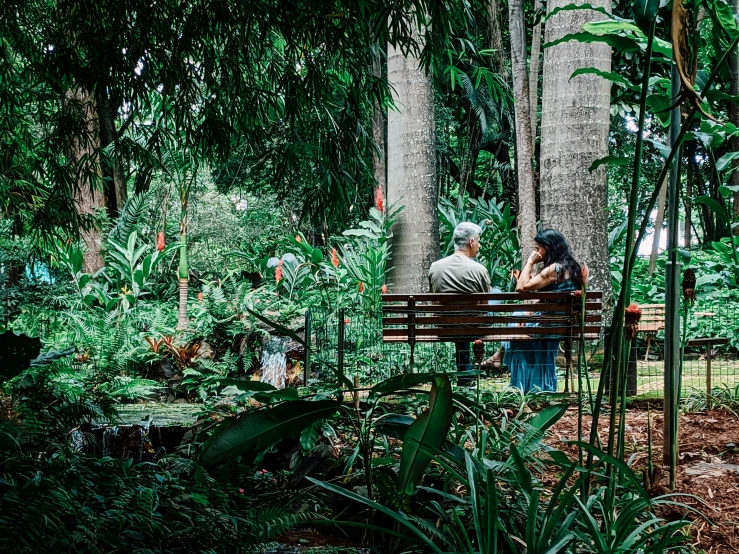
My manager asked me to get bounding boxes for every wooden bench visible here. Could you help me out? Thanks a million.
[635,303,729,401]
[382,291,603,390]
[637,304,666,361]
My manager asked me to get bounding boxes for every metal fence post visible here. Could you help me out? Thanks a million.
[338,309,345,390]
[304,309,312,386]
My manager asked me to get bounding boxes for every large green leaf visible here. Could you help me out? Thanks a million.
[545,20,671,58]
[715,151,739,172]
[588,155,630,172]
[694,196,730,224]
[306,477,443,554]
[544,3,614,22]
[374,413,467,463]
[632,0,660,34]
[397,375,454,496]
[570,67,637,90]
[199,399,339,466]
[370,370,479,397]
[517,403,569,457]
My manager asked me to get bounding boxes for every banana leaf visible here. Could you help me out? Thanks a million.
[397,375,454,496]
[199,399,339,466]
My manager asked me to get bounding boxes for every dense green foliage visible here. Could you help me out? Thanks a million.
[2,0,739,552]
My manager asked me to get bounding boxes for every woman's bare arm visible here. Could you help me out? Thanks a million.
[516,251,557,292]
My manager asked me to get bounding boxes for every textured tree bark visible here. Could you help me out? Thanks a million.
[97,90,127,216]
[64,86,106,274]
[529,0,542,153]
[730,0,739,233]
[486,0,516,203]
[371,46,387,200]
[539,0,612,302]
[486,0,508,82]
[509,0,538,260]
[386,41,439,293]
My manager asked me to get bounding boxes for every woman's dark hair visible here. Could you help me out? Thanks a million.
[534,229,583,288]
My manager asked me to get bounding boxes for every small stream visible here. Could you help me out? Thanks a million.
[261,336,290,389]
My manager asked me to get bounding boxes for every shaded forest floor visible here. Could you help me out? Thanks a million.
[548,409,739,554]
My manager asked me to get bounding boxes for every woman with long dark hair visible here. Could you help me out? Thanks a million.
[515,229,583,293]
[496,229,584,392]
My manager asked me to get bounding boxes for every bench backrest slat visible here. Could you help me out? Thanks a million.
[382,291,602,344]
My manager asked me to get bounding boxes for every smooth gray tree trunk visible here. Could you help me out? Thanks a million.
[540,0,612,301]
[387,43,439,293]
[509,0,538,260]
[529,0,543,152]
[372,46,387,200]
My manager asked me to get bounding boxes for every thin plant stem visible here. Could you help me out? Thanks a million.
[586,21,655,493]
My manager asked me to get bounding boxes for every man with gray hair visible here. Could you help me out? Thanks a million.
[429,222,491,382]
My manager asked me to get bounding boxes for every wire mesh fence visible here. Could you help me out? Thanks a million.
[307,297,738,399]
[628,302,739,399]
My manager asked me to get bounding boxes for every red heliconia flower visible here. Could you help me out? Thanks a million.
[197,292,203,302]
[381,284,388,294]
[375,187,384,214]
[157,232,165,252]
[331,248,339,268]
[358,281,364,293]
[295,235,302,243]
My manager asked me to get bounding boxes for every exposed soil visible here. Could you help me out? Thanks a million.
[548,408,739,554]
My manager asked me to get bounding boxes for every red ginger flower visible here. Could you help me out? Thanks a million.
[331,248,339,268]
[375,187,384,214]
[197,292,203,302]
[625,303,642,322]
[157,232,165,252]
[275,260,283,283]
[625,303,642,340]
[473,340,485,365]
[358,281,364,293]
[295,235,302,243]
[381,284,387,294]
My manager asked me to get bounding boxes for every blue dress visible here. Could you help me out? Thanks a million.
[505,266,576,393]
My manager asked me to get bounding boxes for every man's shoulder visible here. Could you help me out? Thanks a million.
[429,256,451,273]
[463,257,488,274]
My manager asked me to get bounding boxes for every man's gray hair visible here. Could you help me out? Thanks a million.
[453,222,482,250]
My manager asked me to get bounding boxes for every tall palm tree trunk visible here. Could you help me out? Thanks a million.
[540,0,612,301]
[509,0,538,259]
[386,39,439,293]
[177,224,188,329]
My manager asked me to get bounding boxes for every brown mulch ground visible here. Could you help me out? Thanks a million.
[547,408,739,554]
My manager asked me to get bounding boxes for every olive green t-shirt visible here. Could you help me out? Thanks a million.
[428,254,491,294]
